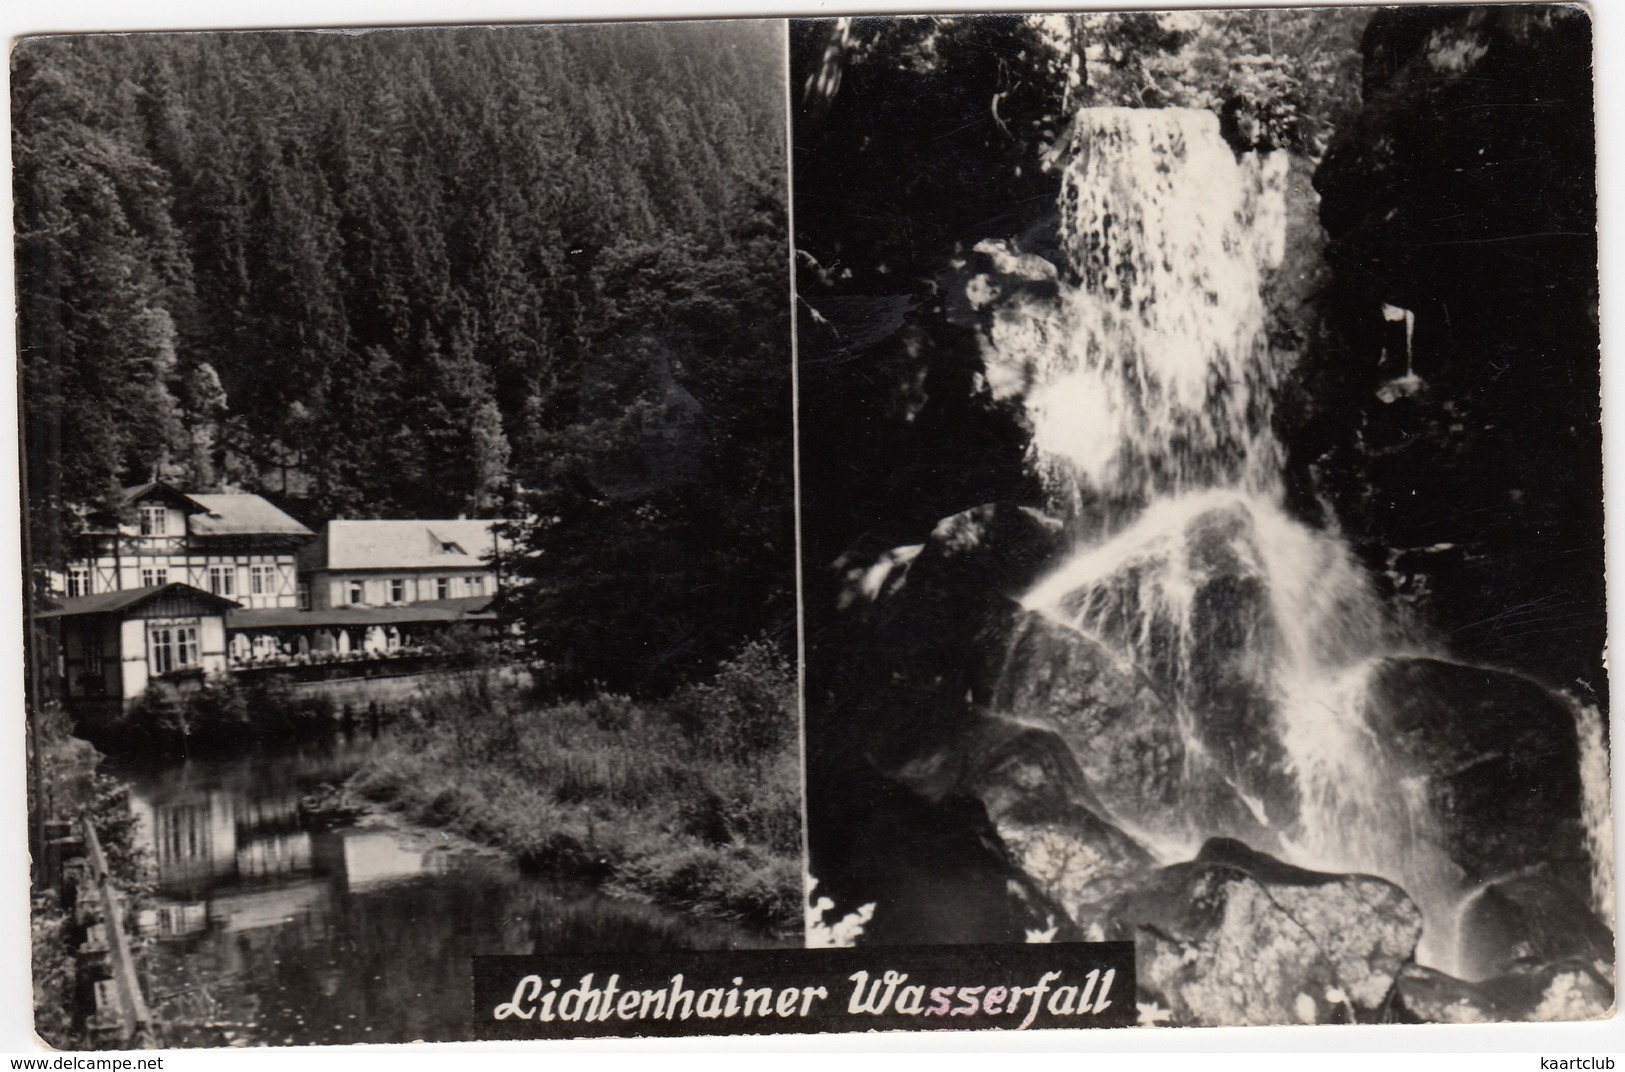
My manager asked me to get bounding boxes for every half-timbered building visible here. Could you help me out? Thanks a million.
[37,583,239,728]
[64,483,314,609]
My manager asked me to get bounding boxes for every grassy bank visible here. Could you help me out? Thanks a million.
[348,640,800,930]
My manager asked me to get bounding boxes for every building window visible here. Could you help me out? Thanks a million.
[148,622,200,675]
[436,577,451,600]
[82,631,104,678]
[298,583,310,611]
[250,565,277,596]
[349,580,365,605]
[208,566,235,597]
[141,567,169,588]
[468,575,485,594]
[390,578,405,603]
[67,568,89,598]
[139,505,168,536]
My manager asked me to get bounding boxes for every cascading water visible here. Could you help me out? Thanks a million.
[983,109,1289,518]
[1571,695,1617,930]
[981,108,1610,977]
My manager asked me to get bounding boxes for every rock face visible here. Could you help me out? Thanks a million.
[993,611,1282,859]
[1105,839,1423,1026]
[1366,660,1584,869]
[1302,5,1604,699]
[948,715,1157,932]
[1457,868,1614,982]
[1394,964,1508,1025]
[805,502,1079,941]
[1396,957,1617,1024]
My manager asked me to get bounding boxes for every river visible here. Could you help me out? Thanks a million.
[105,729,786,1048]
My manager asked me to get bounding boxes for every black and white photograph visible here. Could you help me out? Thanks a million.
[9,0,1625,1057]
[15,17,798,1048]
[796,5,1614,1027]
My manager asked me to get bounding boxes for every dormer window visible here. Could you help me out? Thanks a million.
[441,541,465,555]
[140,505,168,536]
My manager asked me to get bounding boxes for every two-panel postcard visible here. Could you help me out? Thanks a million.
[9,1,1616,1052]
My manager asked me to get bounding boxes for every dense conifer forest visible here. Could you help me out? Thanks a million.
[14,22,792,691]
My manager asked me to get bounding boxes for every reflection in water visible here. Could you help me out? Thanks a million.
[112,735,785,1047]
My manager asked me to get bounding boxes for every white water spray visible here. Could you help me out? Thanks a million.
[982,109,1289,513]
[1570,695,1616,929]
[986,107,1610,977]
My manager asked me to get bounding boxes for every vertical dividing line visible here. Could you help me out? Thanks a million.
[783,15,811,950]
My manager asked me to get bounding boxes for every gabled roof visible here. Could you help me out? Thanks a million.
[117,482,209,515]
[35,583,242,619]
[114,482,313,538]
[186,494,314,537]
[301,519,514,572]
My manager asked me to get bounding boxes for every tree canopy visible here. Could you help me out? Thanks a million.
[15,22,793,691]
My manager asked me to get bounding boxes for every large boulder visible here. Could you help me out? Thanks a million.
[1104,839,1423,1026]
[932,715,1157,932]
[1362,658,1592,898]
[825,501,1067,772]
[994,611,1283,858]
[1477,959,1616,1023]
[1394,964,1509,1024]
[1456,867,1614,982]
[807,762,1073,947]
[1396,956,1617,1024]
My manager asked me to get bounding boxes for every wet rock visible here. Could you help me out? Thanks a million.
[1103,839,1422,1026]
[1477,958,1616,1023]
[992,611,1282,856]
[1394,951,1615,1025]
[829,502,1067,771]
[1394,964,1507,1024]
[807,762,1075,947]
[915,502,1066,596]
[806,501,1073,946]
[946,716,1156,930]
[1457,866,1614,981]
[1363,658,1591,897]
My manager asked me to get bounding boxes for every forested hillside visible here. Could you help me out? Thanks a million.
[15,22,792,691]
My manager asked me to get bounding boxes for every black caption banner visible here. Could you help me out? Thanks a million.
[473,942,1135,1039]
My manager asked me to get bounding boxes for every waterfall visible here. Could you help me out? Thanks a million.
[983,107,1608,978]
[1571,695,1616,929]
[982,108,1290,518]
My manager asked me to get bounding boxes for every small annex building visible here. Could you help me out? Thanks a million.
[37,583,239,727]
[296,518,512,611]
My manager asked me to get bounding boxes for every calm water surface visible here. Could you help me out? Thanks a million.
[106,732,786,1047]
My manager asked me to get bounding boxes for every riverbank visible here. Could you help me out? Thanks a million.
[30,705,154,1049]
[344,640,801,931]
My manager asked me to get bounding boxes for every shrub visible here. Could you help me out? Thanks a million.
[672,636,795,763]
[127,681,188,741]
